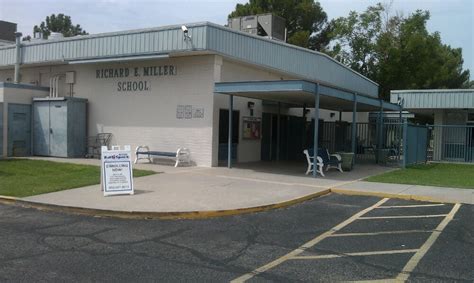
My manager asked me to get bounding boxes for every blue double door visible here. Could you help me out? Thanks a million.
[33,100,68,157]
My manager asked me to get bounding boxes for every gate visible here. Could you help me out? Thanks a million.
[404,124,428,165]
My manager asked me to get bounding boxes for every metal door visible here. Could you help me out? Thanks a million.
[405,124,428,165]
[7,103,31,156]
[49,100,68,157]
[33,101,50,156]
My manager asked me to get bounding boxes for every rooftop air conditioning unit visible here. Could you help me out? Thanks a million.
[49,32,64,40]
[228,13,286,42]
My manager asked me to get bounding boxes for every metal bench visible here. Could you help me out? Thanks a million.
[134,146,191,167]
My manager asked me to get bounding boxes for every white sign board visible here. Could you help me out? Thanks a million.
[101,145,134,196]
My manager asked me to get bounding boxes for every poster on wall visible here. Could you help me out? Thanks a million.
[101,145,134,196]
[242,117,261,140]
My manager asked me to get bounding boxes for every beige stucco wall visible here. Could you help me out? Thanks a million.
[214,58,294,165]
[0,53,371,165]
[0,56,217,166]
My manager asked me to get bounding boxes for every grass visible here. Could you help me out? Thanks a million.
[366,163,474,189]
[0,159,156,197]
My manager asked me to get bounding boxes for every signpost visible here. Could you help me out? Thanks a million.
[101,145,134,196]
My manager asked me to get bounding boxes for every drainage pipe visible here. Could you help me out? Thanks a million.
[14,32,22,84]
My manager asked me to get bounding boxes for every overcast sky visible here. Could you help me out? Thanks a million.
[1,0,472,72]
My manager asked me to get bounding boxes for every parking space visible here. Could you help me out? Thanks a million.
[0,194,471,282]
[233,198,462,282]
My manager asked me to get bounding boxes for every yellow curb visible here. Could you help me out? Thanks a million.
[0,189,331,220]
[331,188,459,204]
[0,187,460,220]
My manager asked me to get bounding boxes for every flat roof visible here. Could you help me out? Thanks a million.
[0,22,379,98]
[216,80,400,111]
[390,89,474,109]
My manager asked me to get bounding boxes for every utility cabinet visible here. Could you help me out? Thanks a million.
[33,97,87,157]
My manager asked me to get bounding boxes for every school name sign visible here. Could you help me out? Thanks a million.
[95,65,177,92]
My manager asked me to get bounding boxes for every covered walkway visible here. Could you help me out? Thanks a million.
[214,80,402,176]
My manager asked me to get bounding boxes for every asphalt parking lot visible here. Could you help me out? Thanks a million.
[0,194,472,282]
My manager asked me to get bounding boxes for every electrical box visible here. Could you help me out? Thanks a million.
[33,97,87,157]
[65,71,75,84]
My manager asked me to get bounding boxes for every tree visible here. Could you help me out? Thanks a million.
[228,0,333,51]
[330,4,470,100]
[30,14,88,39]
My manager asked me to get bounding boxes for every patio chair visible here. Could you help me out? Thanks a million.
[317,148,343,173]
[86,133,112,158]
[303,149,325,177]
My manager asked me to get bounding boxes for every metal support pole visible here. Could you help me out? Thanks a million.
[398,100,403,164]
[351,94,357,165]
[276,102,281,161]
[302,104,307,149]
[377,101,384,164]
[313,83,320,178]
[402,119,408,168]
[227,95,233,168]
[14,32,22,84]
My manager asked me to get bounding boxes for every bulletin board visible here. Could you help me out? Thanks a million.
[242,117,261,140]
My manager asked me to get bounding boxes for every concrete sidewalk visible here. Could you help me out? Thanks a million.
[333,181,474,204]
[17,157,473,215]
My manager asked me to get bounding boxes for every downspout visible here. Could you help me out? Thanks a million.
[14,32,22,84]
[49,77,54,97]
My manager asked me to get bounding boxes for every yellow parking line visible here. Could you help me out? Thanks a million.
[359,214,447,220]
[376,204,445,208]
[291,249,419,260]
[230,198,390,283]
[347,279,399,283]
[396,203,461,282]
[330,230,433,237]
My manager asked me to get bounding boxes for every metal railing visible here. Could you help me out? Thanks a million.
[428,125,474,163]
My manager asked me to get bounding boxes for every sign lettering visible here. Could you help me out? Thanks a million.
[95,65,177,93]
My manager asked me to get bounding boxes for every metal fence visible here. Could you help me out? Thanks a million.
[311,121,474,166]
[428,125,474,163]
[318,121,403,166]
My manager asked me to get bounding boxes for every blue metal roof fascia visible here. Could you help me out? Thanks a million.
[0,82,50,91]
[356,94,400,111]
[390,90,474,109]
[0,23,208,67]
[214,80,315,94]
[319,85,354,101]
[206,23,379,98]
[382,100,401,111]
[215,80,400,110]
[68,53,169,64]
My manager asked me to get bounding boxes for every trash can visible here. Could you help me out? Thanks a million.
[337,152,355,171]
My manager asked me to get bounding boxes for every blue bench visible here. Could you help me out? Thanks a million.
[134,146,191,167]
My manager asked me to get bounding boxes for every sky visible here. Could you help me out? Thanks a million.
[0,0,472,72]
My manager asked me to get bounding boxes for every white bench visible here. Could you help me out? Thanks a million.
[134,146,191,167]
[303,149,325,176]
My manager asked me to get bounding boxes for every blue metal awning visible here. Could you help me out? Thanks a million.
[214,80,400,111]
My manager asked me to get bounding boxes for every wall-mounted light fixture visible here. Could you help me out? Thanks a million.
[248,101,255,116]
